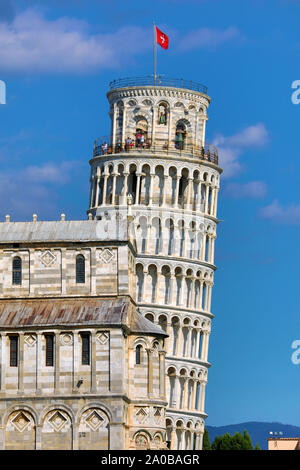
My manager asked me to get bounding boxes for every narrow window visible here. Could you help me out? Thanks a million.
[136,345,142,365]
[45,334,54,366]
[12,256,22,285]
[9,336,18,367]
[76,254,85,284]
[81,333,90,365]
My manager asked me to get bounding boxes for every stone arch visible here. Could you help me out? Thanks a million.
[153,431,164,448]
[178,168,189,208]
[136,263,144,302]
[158,312,168,333]
[142,98,153,107]
[128,99,137,107]
[133,114,150,144]
[41,408,73,450]
[78,407,110,450]
[175,266,183,305]
[147,264,158,303]
[5,409,36,450]
[140,163,151,205]
[171,315,180,355]
[168,165,178,205]
[157,100,169,126]
[175,419,184,450]
[175,118,192,149]
[153,164,165,206]
[166,418,174,448]
[136,215,148,253]
[133,429,152,449]
[145,312,155,323]
[165,218,175,256]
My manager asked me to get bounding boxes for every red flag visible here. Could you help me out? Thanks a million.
[156,26,169,50]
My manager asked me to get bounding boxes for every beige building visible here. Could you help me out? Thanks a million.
[0,76,222,450]
[0,219,168,450]
[268,437,300,450]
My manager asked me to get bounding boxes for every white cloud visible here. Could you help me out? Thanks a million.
[0,160,81,219]
[0,8,243,74]
[224,180,267,199]
[213,123,269,178]
[0,8,151,74]
[21,161,78,184]
[178,26,241,52]
[259,199,300,224]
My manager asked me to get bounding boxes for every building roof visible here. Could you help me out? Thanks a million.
[0,297,166,336]
[130,309,167,336]
[0,219,129,244]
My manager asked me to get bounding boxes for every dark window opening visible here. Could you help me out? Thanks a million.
[76,254,85,284]
[12,256,22,285]
[9,336,18,367]
[136,345,142,365]
[81,333,90,365]
[45,334,54,366]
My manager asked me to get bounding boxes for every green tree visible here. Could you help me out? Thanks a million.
[202,429,211,450]
[212,433,232,450]
[243,429,254,450]
[231,432,245,450]
[211,435,221,450]
[211,429,256,450]
[255,442,261,450]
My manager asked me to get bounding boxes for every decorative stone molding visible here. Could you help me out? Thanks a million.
[98,248,115,264]
[24,334,37,347]
[39,250,57,268]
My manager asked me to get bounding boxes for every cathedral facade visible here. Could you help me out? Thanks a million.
[0,77,221,450]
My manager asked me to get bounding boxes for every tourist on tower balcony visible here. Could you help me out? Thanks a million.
[136,132,142,147]
[116,139,122,153]
[125,137,131,151]
[102,142,108,154]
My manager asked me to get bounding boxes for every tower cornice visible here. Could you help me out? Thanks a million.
[107,86,211,106]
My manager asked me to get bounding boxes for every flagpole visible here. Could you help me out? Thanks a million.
[153,22,156,86]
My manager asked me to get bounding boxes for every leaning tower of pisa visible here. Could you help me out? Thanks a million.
[88,76,222,450]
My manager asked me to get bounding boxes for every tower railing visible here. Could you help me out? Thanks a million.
[93,137,218,165]
[109,76,208,95]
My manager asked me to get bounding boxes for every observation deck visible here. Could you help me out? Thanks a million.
[108,76,208,95]
[92,138,218,166]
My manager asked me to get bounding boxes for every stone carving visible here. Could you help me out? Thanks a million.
[154,407,162,424]
[158,104,167,125]
[135,407,148,424]
[135,433,149,448]
[96,332,109,345]
[85,410,104,431]
[48,411,68,432]
[11,411,31,432]
[99,248,114,264]
[24,334,37,347]
[39,250,57,267]
[60,333,73,346]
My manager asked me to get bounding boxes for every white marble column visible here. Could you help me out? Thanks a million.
[174,175,180,208]
[111,172,118,205]
[186,326,192,358]
[123,172,129,205]
[149,173,155,205]
[204,184,210,213]
[135,173,142,205]
[102,171,109,205]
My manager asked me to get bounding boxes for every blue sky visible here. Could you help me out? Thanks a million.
[1,0,300,427]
